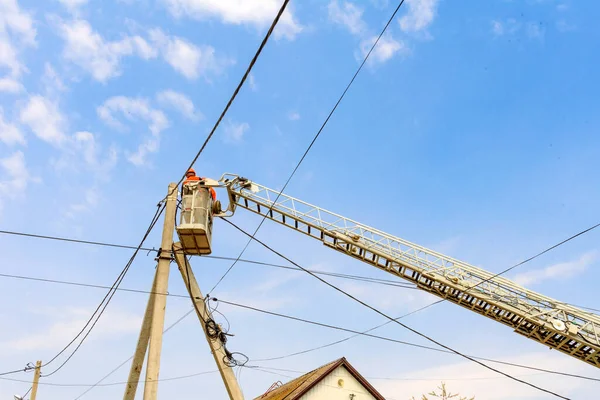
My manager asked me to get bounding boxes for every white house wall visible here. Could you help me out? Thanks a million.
[301,366,378,400]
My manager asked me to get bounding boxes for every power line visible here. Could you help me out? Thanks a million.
[1,370,218,387]
[211,298,600,383]
[170,0,291,194]
[239,222,600,365]
[251,301,444,362]
[1,0,290,382]
[249,365,548,382]
[41,203,165,378]
[0,267,416,298]
[3,227,600,311]
[52,297,599,399]
[207,0,411,295]
[0,205,165,379]
[72,309,195,399]
[221,219,571,399]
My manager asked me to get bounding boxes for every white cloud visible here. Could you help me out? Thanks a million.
[148,28,230,80]
[288,111,300,121]
[526,22,545,40]
[556,19,575,33]
[375,352,589,400]
[58,0,88,13]
[0,107,25,145]
[328,0,367,36]
[3,306,141,352]
[65,186,100,218]
[0,0,36,78]
[491,20,504,36]
[359,33,407,65]
[340,280,435,312]
[56,18,158,82]
[0,151,29,194]
[513,251,598,286]
[0,76,23,93]
[97,96,169,166]
[398,0,439,33]
[491,18,521,37]
[20,94,67,146]
[223,120,249,144]
[73,130,118,177]
[248,73,258,91]
[0,151,36,212]
[156,89,202,120]
[42,63,67,93]
[328,0,405,66]
[163,0,303,40]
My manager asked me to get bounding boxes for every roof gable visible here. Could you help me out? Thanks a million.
[254,358,386,400]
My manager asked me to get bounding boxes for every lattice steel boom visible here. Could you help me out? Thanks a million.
[219,174,600,368]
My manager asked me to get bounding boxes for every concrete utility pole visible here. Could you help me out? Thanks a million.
[173,243,243,400]
[123,272,158,400]
[142,183,178,400]
[29,361,42,400]
[124,181,243,399]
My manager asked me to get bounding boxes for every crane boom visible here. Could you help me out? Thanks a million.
[221,174,600,368]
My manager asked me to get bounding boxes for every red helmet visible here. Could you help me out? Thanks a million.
[186,168,196,177]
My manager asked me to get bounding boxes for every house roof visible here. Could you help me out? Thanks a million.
[254,357,386,400]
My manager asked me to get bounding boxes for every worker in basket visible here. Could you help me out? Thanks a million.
[183,168,216,201]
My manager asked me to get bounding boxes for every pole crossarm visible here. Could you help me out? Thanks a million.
[224,176,600,368]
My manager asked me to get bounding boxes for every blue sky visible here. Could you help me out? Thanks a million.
[1,0,600,399]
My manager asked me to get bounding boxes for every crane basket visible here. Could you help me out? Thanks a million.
[176,181,213,255]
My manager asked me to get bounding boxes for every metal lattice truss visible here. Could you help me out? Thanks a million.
[221,175,600,368]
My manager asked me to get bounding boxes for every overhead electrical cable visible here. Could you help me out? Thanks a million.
[48,299,599,398]
[221,219,571,399]
[207,0,410,294]
[72,308,195,399]
[40,203,166,378]
[168,0,291,194]
[240,222,600,364]
[210,298,600,383]
[1,227,599,310]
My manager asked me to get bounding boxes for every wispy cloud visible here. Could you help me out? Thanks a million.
[55,18,157,82]
[162,0,303,40]
[2,306,141,352]
[248,73,258,91]
[328,0,408,66]
[288,111,300,121]
[223,120,249,144]
[97,95,169,166]
[0,0,36,91]
[398,0,439,33]
[149,28,232,80]
[0,76,24,93]
[359,33,407,65]
[19,94,68,146]
[0,107,25,146]
[156,89,202,120]
[0,151,37,213]
[513,251,598,286]
[328,0,367,35]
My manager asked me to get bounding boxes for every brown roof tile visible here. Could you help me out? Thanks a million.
[253,357,385,400]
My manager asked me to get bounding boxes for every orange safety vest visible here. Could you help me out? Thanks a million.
[183,176,216,201]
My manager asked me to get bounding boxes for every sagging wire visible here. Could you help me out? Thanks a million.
[202,294,248,368]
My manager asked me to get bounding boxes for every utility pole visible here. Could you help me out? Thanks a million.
[29,361,41,400]
[142,183,178,400]
[123,272,158,400]
[124,181,243,399]
[173,243,243,400]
